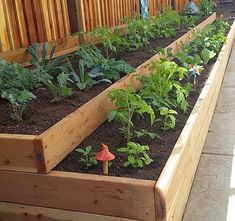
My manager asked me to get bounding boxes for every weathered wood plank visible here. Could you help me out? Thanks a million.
[0,171,156,221]
[156,18,235,221]
[0,202,137,221]
[0,134,37,172]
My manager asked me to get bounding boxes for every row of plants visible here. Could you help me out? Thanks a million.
[74,19,229,172]
[0,2,213,123]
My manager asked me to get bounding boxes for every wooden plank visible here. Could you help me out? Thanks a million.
[156,18,235,221]
[55,0,65,38]
[48,0,59,40]
[33,13,216,174]
[33,0,46,43]
[23,0,37,44]
[0,134,37,172]
[41,0,52,41]
[15,0,28,47]
[4,0,21,49]
[0,202,136,221]
[0,171,156,221]
[61,0,71,36]
[0,1,11,51]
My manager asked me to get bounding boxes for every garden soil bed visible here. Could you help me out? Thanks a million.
[0,17,208,135]
[55,64,213,181]
[0,14,217,174]
[0,15,234,221]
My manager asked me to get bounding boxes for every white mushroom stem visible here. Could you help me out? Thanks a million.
[103,161,109,175]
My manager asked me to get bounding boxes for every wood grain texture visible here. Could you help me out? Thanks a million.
[0,0,70,52]
[0,171,156,221]
[0,202,137,221]
[0,134,37,172]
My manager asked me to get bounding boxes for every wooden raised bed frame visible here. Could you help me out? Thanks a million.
[0,14,217,174]
[0,15,235,221]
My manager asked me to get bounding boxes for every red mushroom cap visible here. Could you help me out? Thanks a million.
[96,143,115,161]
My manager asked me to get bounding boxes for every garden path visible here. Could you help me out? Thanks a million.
[182,44,235,221]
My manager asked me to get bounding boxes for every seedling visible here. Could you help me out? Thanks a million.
[118,142,153,168]
[75,146,97,168]
[160,107,178,131]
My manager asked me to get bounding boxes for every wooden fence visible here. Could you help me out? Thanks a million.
[0,0,201,57]
[0,0,71,52]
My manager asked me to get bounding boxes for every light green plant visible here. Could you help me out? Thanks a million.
[75,146,98,168]
[117,142,153,168]
[160,107,178,131]
[108,86,155,143]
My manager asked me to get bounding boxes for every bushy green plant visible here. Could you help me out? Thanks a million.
[46,72,73,102]
[139,61,189,111]
[90,26,124,58]
[108,86,155,143]
[75,146,97,168]
[76,45,134,82]
[0,59,37,122]
[118,142,153,168]
[152,9,181,38]
[122,14,155,51]
[198,0,215,16]
[27,42,65,83]
[1,90,35,122]
[160,107,178,131]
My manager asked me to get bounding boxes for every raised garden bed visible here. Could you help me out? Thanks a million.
[0,14,234,221]
[0,14,216,174]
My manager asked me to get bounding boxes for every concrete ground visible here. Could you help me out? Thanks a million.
[215,3,235,18]
[182,44,235,220]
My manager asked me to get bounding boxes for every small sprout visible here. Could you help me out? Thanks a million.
[118,142,153,168]
[96,143,115,175]
[75,146,97,168]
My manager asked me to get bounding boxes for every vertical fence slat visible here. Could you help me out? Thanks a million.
[15,0,28,47]
[0,1,10,51]
[4,0,21,49]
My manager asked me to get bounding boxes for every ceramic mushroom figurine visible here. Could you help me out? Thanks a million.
[96,143,115,175]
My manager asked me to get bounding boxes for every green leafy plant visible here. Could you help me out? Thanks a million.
[152,9,181,39]
[140,61,188,111]
[198,0,215,16]
[118,142,153,168]
[46,72,73,102]
[90,26,124,58]
[173,83,192,113]
[1,90,36,122]
[27,42,65,85]
[200,47,216,64]
[122,14,155,51]
[75,146,98,168]
[134,129,160,140]
[76,45,134,82]
[155,47,174,62]
[63,58,112,91]
[160,107,178,131]
[108,86,155,143]
[0,59,38,122]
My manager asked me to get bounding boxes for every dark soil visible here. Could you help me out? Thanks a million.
[0,16,207,135]
[55,64,213,180]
